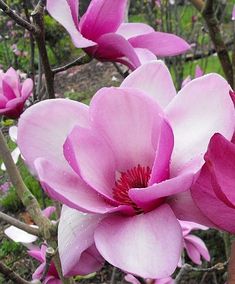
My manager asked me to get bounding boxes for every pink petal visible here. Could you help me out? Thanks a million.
[179,220,208,236]
[9,126,17,143]
[134,48,157,65]
[67,0,79,29]
[28,247,44,262]
[121,61,176,108]
[125,274,141,284]
[2,79,16,100]
[58,206,104,276]
[168,191,215,227]
[42,206,56,218]
[89,87,164,172]
[0,96,7,108]
[149,119,174,185]
[116,23,154,39]
[203,134,235,208]
[129,172,194,211]
[194,65,203,78]
[184,240,203,265]
[76,244,105,276]
[94,205,182,279]
[166,74,235,176]
[17,99,89,174]
[64,126,117,202]
[32,263,45,280]
[79,0,127,40]
[129,32,190,56]
[184,235,210,264]
[5,225,38,244]
[232,5,235,21]
[21,78,33,100]
[191,162,235,233]
[90,33,140,70]
[46,0,95,48]
[4,67,20,96]
[35,158,116,214]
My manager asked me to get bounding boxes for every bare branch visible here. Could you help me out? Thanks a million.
[32,1,55,99]
[52,54,92,74]
[175,261,229,284]
[0,260,30,284]
[190,0,234,88]
[0,211,40,236]
[0,0,37,34]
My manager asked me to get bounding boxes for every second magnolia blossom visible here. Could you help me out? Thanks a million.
[46,0,190,69]
[17,61,234,278]
[0,67,33,119]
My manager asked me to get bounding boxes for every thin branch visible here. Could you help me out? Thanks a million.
[185,40,234,62]
[23,0,36,101]
[52,54,92,74]
[190,0,234,88]
[112,62,129,78]
[175,261,229,284]
[0,260,30,284]
[32,1,55,99]
[0,211,40,236]
[0,0,37,34]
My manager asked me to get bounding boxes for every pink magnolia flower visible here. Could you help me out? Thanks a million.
[28,244,61,284]
[46,0,190,69]
[179,220,210,265]
[191,133,235,233]
[17,61,234,278]
[0,67,33,119]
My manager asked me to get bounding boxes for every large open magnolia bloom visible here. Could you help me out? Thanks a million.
[0,67,33,119]
[191,133,235,233]
[17,61,234,278]
[46,0,190,69]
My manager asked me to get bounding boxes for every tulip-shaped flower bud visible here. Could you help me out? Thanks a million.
[0,67,33,119]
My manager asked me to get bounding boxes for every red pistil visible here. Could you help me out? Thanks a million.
[113,164,151,209]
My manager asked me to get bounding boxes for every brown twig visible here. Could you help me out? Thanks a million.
[0,211,40,236]
[23,0,36,101]
[52,54,92,74]
[32,1,55,99]
[0,260,30,284]
[0,0,37,34]
[190,0,234,88]
[185,40,234,62]
[175,261,229,284]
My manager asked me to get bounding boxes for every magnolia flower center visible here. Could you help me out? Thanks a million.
[113,164,151,210]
